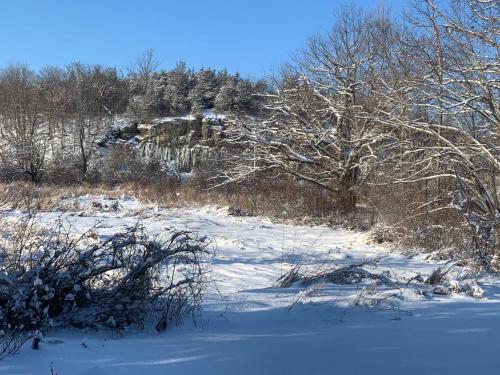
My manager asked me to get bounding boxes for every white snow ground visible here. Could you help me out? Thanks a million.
[1,196,500,375]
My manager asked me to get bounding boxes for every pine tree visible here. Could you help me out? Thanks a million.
[215,79,238,111]
[163,62,190,115]
[190,68,219,109]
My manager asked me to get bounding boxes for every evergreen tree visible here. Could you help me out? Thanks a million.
[215,78,238,112]
[190,68,219,110]
[163,62,190,115]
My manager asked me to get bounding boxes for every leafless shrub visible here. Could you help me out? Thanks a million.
[352,281,404,313]
[303,265,395,287]
[0,214,211,359]
[277,263,393,289]
[425,262,455,286]
[275,265,304,288]
[45,153,84,184]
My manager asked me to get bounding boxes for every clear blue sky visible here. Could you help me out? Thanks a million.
[0,0,409,78]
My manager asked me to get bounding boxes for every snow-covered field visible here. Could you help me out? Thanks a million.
[1,196,500,375]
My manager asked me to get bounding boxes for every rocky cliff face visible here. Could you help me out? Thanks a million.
[110,111,227,171]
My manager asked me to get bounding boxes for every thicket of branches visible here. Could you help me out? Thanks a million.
[0,213,210,359]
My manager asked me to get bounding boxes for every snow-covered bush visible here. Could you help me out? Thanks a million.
[0,215,210,359]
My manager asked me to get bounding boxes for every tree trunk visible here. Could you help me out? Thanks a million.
[338,179,356,212]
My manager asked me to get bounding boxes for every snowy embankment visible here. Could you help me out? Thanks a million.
[1,196,500,375]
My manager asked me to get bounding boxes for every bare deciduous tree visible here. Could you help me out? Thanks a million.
[0,64,49,183]
[220,7,398,211]
[381,0,500,262]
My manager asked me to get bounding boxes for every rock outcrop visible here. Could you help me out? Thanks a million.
[108,111,227,171]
